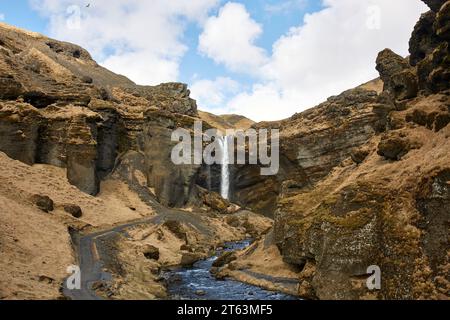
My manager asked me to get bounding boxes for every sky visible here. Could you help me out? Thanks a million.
[0,0,428,121]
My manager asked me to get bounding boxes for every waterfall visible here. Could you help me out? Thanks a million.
[220,135,230,200]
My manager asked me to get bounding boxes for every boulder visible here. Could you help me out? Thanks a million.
[142,245,160,261]
[350,147,371,164]
[212,251,237,268]
[376,49,418,100]
[180,252,203,266]
[31,194,54,213]
[199,188,230,213]
[434,112,450,131]
[64,204,83,218]
[195,290,206,296]
[377,134,412,160]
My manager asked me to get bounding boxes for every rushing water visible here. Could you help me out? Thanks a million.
[162,240,297,300]
[220,136,230,200]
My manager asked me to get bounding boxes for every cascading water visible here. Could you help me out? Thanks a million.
[220,135,230,200]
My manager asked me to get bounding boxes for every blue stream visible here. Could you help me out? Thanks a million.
[163,240,297,300]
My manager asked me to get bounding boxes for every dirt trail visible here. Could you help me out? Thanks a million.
[63,208,211,300]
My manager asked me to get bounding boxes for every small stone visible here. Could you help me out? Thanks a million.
[180,252,202,266]
[142,245,160,260]
[212,251,237,268]
[38,275,54,284]
[195,290,206,296]
[64,204,83,218]
[31,194,54,213]
[81,75,93,84]
[351,147,370,164]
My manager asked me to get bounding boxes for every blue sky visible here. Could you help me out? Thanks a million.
[178,0,324,95]
[0,0,428,121]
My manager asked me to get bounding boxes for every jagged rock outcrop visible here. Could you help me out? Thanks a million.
[409,11,440,66]
[376,49,418,101]
[408,1,450,94]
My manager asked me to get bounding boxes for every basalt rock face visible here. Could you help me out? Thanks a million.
[143,109,201,207]
[0,23,202,202]
[409,11,440,66]
[409,2,450,94]
[0,102,40,165]
[269,1,450,300]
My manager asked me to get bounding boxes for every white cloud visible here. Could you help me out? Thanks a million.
[29,0,219,85]
[30,0,429,121]
[200,0,428,121]
[191,77,239,112]
[198,2,268,74]
[225,82,296,122]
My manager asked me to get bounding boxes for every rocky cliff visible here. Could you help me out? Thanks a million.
[0,22,225,210]
[257,0,450,299]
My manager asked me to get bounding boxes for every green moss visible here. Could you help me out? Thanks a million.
[322,208,374,229]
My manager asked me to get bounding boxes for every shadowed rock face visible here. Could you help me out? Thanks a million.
[416,169,450,273]
[143,109,201,207]
[409,2,450,94]
[423,0,447,12]
[0,102,40,165]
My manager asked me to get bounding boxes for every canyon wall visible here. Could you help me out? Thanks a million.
[0,23,221,209]
[266,0,449,299]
